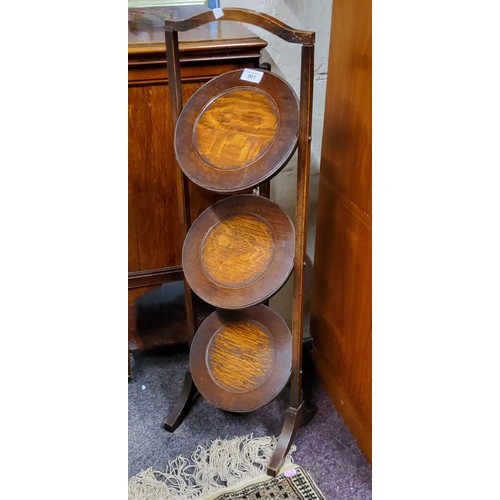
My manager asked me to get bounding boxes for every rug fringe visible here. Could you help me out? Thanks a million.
[128,434,296,500]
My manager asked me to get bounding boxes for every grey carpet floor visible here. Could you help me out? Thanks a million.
[128,343,372,499]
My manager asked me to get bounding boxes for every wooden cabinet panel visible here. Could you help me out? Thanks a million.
[319,0,372,219]
[128,83,180,272]
[128,82,201,273]
[310,0,372,461]
[311,177,372,455]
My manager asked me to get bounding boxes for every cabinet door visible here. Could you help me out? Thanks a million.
[128,82,203,273]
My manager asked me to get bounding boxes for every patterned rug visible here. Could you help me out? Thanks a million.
[128,435,325,500]
[212,466,325,499]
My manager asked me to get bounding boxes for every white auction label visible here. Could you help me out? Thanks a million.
[240,68,264,84]
[212,8,224,19]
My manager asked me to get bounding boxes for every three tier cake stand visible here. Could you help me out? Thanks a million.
[162,7,316,476]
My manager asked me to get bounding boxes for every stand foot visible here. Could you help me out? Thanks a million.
[267,401,317,476]
[163,370,198,432]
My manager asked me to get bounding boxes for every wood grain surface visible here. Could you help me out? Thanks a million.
[128,82,200,272]
[189,305,292,412]
[194,89,278,170]
[201,213,275,288]
[207,321,274,393]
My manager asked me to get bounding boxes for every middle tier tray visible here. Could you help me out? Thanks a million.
[182,194,295,309]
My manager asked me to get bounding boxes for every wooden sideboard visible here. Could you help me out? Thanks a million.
[128,7,268,354]
[310,0,372,461]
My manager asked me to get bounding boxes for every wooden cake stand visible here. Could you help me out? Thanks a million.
[162,7,317,476]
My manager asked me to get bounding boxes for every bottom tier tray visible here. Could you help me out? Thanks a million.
[189,305,292,413]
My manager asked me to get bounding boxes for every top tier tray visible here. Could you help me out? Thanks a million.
[174,68,299,193]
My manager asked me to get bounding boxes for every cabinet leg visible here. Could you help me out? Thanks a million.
[267,401,317,476]
[163,370,198,432]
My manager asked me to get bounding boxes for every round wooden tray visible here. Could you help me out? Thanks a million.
[189,305,292,412]
[175,69,299,193]
[182,194,295,309]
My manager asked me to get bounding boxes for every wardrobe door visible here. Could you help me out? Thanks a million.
[310,0,372,461]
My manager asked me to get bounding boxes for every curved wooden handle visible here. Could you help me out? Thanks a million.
[164,7,315,45]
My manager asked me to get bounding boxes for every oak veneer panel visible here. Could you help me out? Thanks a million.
[201,214,276,287]
[310,0,372,461]
[194,89,278,169]
[208,321,275,392]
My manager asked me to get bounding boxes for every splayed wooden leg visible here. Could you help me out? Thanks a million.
[163,370,198,432]
[267,401,317,476]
